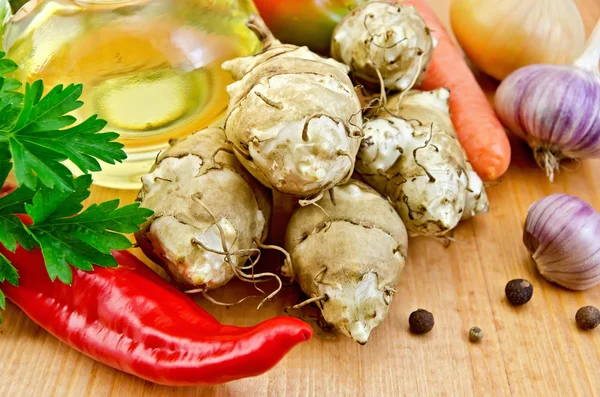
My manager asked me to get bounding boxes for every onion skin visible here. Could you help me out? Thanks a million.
[495,65,600,181]
[450,0,585,81]
[524,194,600,291]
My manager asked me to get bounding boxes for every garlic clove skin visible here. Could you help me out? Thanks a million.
[495,64,600,182]
[524,194,600,291]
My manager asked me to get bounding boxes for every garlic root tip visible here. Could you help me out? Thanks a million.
[533,148,562,182]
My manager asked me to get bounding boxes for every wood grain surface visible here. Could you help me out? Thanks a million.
[1,1,600,396]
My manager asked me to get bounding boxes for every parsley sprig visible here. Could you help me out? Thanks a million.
[0,52,153,321]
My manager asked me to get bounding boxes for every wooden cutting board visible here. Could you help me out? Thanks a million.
[1,1,599,396]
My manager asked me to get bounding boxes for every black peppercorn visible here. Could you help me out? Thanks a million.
[576,306,600,331]
[409,309,434,334]
[505,279,533,306]
[469,326,483,342]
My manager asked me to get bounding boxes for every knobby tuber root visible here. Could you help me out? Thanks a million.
[356,89,488,237]
[284,180,408,344]
[135,127,274,293]
[331,1,434,93]
[222,15,363,197]
[387,89,489,221]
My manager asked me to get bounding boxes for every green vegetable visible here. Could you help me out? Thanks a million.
[0,52,153,321]
[0,56,125,190]
[8,0,26,14]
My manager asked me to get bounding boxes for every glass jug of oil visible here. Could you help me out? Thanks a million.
[3,0,261,189]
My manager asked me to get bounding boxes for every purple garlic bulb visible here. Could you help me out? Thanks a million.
[524,194,600,291]
[495,21,600,181]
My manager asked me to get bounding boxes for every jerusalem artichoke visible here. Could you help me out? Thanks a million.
[388,89,489,221]
[284,180,408,344]
[135,127,272,290]
[331,2,434,92]
[356,89,488,236]
[222,16,363,198]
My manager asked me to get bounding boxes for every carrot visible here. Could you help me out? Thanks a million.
[405,0,511,181]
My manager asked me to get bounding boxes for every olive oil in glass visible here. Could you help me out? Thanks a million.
[3,0,261,189]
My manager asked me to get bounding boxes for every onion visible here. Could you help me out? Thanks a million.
[450,0,585,81]
[495,21,600,181]
[524,194,600,291]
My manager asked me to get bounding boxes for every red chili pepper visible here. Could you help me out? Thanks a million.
[0,184,312,385]
[0,182,15,197]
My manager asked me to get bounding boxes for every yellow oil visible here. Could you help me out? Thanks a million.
[3,0,260,189]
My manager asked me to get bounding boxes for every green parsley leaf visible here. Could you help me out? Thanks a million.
[0,56,18,75]
[0,183,37,252]
[0,288,5,323]
[0,251,18,286]
[0,53,24,136]
[19,175,153,282]
[8,140,74,191]
[0,214,35,252]
[0,144,11,187]
[0,183,35,216]
[33,232,104,284]
[24,175,91,224]
[33,199,153,254]
[0,53,23,97]
[0,53,154,317]
[0,250,19,322]
[3,80,126,191]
